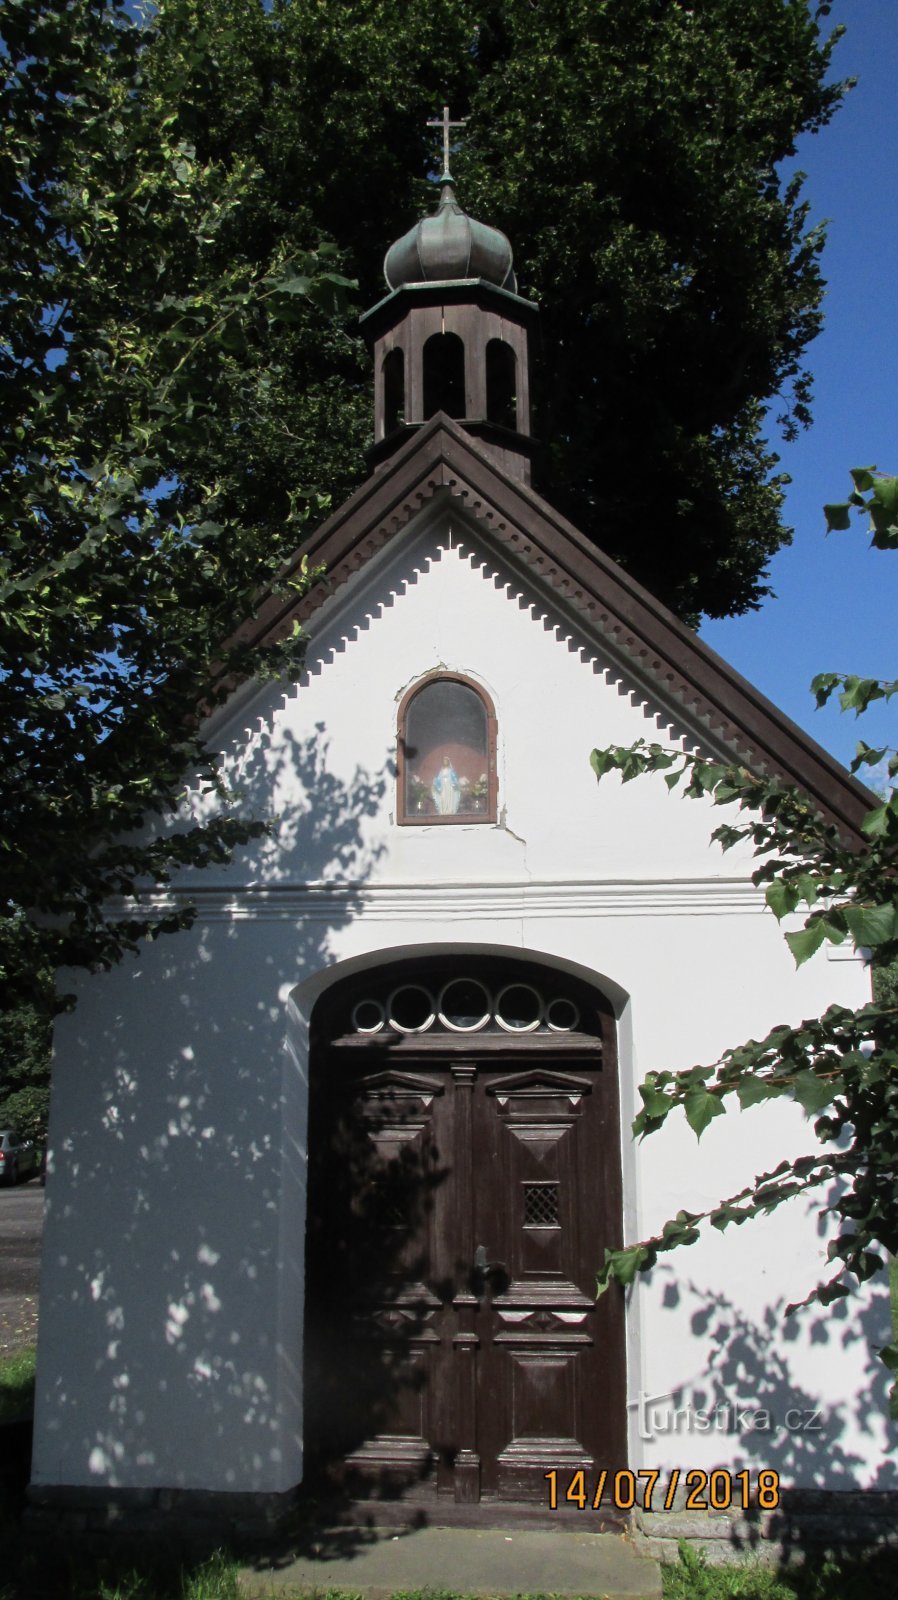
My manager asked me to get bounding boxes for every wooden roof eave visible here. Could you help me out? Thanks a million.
[214,413,875,846]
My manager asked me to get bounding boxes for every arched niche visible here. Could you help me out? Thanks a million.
[486,338,517,429]
[423,331,465,419]
[382,348,405,435]
[397,672,497,824]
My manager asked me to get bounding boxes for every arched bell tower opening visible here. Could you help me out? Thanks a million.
[486,338,517,430]
[302,952,626,1511]
[360,169,538,485]
[423,331,466,419]
[382,347,405,435]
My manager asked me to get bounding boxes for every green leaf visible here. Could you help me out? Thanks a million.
[851,741,888,774]
[736,1077,782,1109]
[869,475,898,534]
[785,921,827,966]
[272,271,311,296]
[306,274,355,316]
[823,502,852,532]
[839,675,882,714]
[596,1243,654,1295]
[863,804,890,838]
[590,748,616,778]
[849,466,878,493]
[766,880,799,920]
[638,1078,673,1120]
[843,903,898,947]
[797,873,821,907]
[816,1280,851,1307]
[811,672,840,707]
[791,1072,838,1115]
[684,1085,726,1138]
[661,1210,702,1248]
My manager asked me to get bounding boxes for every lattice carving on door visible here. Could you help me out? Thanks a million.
[523,1182,561,1228]
[369,1178,408,1231]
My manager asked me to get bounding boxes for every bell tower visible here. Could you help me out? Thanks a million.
[360,112,538,485]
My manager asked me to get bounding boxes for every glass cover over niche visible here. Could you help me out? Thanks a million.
[401,675,494,823]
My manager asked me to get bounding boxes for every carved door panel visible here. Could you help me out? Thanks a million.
[472,1067,626,1500]
[303,1063,454,1493]
[304,1052,624,1503]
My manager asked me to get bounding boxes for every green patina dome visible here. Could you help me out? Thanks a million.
[384,178,517,293]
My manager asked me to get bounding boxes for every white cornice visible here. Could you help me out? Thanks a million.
[109,877,766,923]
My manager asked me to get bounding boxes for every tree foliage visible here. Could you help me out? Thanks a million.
[1,0,847,1022]
[0,970,53,1143]
[143,0,846,623]
[463,0,846,622]
[591,471,898,1405]
[0,0,356,1016]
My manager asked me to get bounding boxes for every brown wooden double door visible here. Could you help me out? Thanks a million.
[304,1043,626,1504]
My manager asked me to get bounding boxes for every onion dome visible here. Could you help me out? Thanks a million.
[384,177,517,294]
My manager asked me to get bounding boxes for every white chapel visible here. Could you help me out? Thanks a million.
[30,159,895,1546]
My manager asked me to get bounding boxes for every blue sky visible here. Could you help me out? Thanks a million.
[699,0,897,778]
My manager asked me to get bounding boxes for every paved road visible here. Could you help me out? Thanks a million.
[0,1181,44,1356]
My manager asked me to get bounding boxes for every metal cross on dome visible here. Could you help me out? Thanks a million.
[427,104,466,182]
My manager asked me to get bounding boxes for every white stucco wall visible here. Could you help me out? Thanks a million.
[32,509,892,1498]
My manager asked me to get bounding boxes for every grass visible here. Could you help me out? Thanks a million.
[92,1551,242,1600]
[4,1550,898,1600]
[0,1540,894,1600]
[0,1345,36,1423]
[99,1551,898,1600]
[659,1539,898,1599]
[0,1541,247,1600]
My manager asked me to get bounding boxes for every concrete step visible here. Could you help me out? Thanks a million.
[239,1523,662,1598]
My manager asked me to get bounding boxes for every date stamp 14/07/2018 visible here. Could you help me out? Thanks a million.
[545,1468,781,1514]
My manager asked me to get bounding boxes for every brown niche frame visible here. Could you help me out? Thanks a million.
[397,670,498,826]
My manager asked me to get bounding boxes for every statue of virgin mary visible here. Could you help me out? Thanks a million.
[432,755,461,815]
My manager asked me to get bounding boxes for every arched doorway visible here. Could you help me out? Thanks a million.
[303,954,626,1510]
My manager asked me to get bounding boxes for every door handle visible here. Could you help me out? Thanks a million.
[472,1244,507,1293]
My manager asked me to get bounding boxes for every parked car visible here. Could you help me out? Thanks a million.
[0,1129,40,1186]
